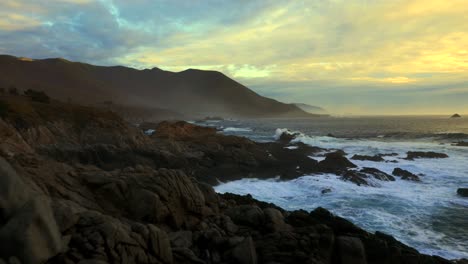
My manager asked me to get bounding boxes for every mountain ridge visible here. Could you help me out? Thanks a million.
[0,54,314,119]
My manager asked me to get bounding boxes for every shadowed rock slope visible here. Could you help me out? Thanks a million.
[0,54,312,118]
[0,95,458,264]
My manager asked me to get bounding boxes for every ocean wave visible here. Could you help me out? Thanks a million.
[223,127,252,132]
[215,173,468,259]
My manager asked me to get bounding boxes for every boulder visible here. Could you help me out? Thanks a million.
[0,157,62,264]
[318,151,357,172]
[392,168,420,181]
[457,188,468,197]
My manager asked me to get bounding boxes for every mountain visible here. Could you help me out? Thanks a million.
[0,55,313,119]
[293,103,327,114]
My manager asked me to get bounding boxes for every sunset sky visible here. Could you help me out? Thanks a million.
[1,0,467,115]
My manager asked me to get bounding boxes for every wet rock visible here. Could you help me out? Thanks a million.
[405,151,448,160]
[360,168,395,181]
[351,154,384,162]
[153,120,217,140]
[392,168,420,181]
[342,168,395,186]
[276,130,301,144]
[318,151,357,172]
[454,141,468,147]
[457,188,468,197]
[321,188,332,194]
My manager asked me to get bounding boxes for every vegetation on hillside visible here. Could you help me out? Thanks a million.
[24,89,50,103]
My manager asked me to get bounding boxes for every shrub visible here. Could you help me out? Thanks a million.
[24,89,50,104]
[8,86,18,95]
[0,100,8,118]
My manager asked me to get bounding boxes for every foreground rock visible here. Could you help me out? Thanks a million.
[405,151,449,160]
[457,188,468,197]
[0,157,62,264]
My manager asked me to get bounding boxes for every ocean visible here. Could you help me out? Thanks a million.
[194,116,468,260]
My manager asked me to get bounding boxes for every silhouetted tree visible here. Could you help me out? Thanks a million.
[24,89,50,103]
[8,85,18,95]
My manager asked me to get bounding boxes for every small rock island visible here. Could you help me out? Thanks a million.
[451,113,461,118]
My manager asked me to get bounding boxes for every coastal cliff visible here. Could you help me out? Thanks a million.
[0,95,460,264]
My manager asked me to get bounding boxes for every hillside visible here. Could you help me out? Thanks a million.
[0,55,312,119]
[294,103,328,114]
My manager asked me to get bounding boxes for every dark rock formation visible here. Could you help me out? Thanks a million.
[0,157,62,264]
[351,154,384,162]
[457,188,468,197]
[451,114,461,118]
[342,168,395,186]
[392,168,421,181]
[454,141,468,147]
[405,151,449,160]
[318,151,357,172]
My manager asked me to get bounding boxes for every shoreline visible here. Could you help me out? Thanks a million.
[0,96,465,263]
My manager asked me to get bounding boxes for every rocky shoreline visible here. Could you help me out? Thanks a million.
[0,96,465,264]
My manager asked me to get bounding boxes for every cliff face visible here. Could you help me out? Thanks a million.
[0,96,455,264]
[0,55,312,118]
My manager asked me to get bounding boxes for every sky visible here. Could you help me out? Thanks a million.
[0,0,467,115]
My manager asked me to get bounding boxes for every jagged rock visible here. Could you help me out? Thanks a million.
[405,151,448,160]
[318,151,356,172]
[457,188,468,197]
[342,168,395,186]
[0,157,62,264]
[392,168,420,181]
[351,154,384,162]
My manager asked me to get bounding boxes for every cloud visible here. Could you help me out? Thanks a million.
[0,0,467,114]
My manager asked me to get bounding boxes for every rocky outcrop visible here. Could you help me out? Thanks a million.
[457,188,468,197]
[405,151,448,160]
[318,151,357,172]
[342,168,395,186]
[392,168,421,181]
[351,154,384,162]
